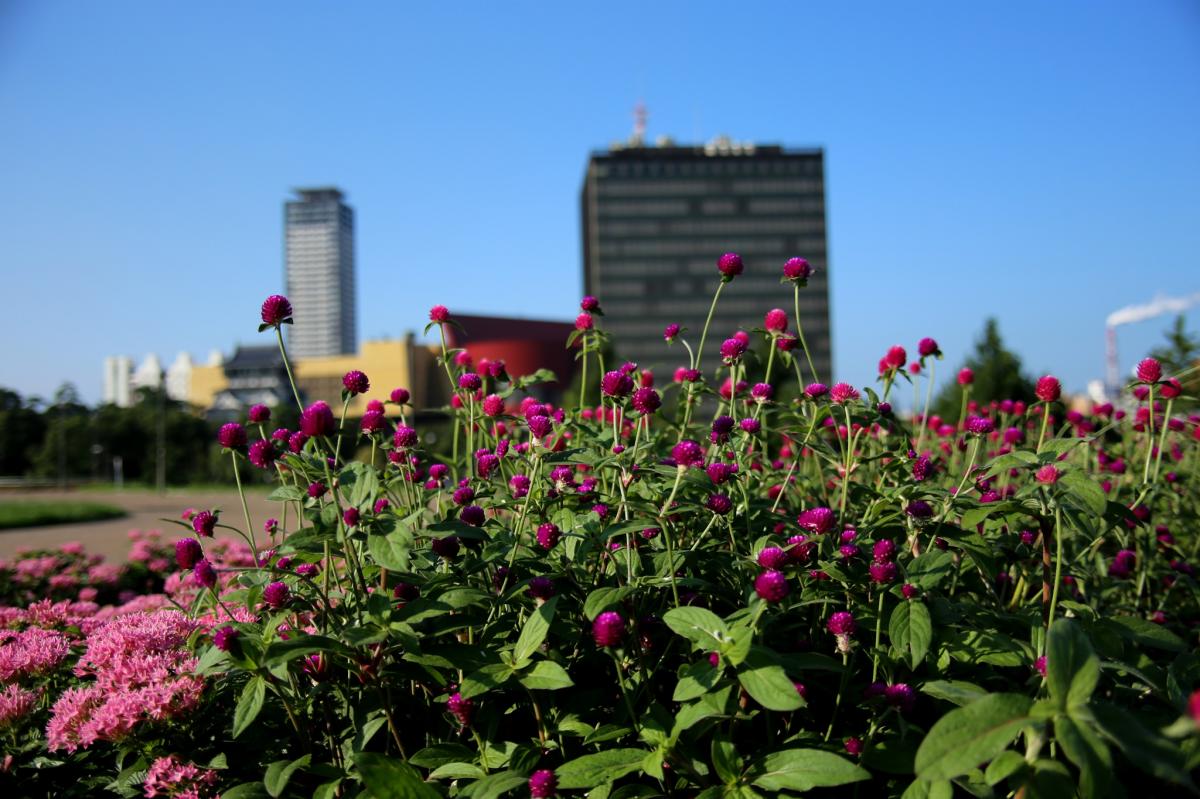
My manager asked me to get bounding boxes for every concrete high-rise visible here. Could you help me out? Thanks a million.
[581,138,830,381]
[285,187,356,359]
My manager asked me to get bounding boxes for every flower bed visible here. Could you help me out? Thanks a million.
[2,262,1198,797]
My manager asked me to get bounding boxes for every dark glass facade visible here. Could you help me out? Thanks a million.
[285,188,356,359]
[581,144,830,381]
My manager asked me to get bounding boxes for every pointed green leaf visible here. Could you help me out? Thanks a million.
[232,676,266,738]
[914,693,1033,781]
[264,755,311,798]
[736,646,803,711]
[749,748,870,792]
[889,600,932,670]
[355,752,442,799]
[1046,619,1099,710]
[555,749,646,790]
[518,660,574,691]
[368,527,413,571]
[514,596,558,664]
[663,607,729,651]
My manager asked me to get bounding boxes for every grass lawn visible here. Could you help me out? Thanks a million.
[0,500,128,530]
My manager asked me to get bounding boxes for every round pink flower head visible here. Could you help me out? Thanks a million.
[664,323,681,342]
[830,383,860,404]
[764,308,788,334]
[1035,375,1061,402]
[447,691,474,726]
[360,410,385,433]
[757,546,788,570]
[1035,464,1060,485]
[536,523,561,549]
[884,346,907,370]
[783,256,813,284]
[393,424,418,449]
[248,439,277,469]
[429,305,450,323]
[247,403,271,423]
[192,510,218,537]
[720,337,748,363]
[261,294,293,327]
[601,370,633,398]
[264,581,290,608]
[798,506,836,534]
[957,367,975,386]
[175,538,202,570]
[706,494,733,515]
[213,625,239,652]
[869,561,898,584]
[1160,377,1182,399]
[1187,688,1200,725]
[342,370,370,395]
[827,611,856,636]
[390,387,411,405]
[193,558,217,589]
[530,768,558,798]
[343,507,360,527]
[918,337,940,358]
[580,295,601,312]
[754,570,789,603]
[1136,357,1162,384]
[459,372,482,392]
[671,439,705,468]
[631,387,661,415]
[300,401,335,437]
[804,382,829,399]
[217,422,247,450]
[482,394,504,417]
[717,252,744,280]
[593,611,625,647]
[1035,655,1048,677]
[844,737,863,756]
[965,415,994,436]
[575,312,594,331]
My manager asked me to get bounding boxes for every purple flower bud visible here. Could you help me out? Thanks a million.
[432,536,461,559]
[342,370,370,395]
[593,611,625,647]
[755,570,789,603]
[175,538,202,570]
[717,252,744,279]
[217,422,247,450]
[260,294,293,327]
[193,558,217,589]
[300,401,335,437]
[263,581,290,608]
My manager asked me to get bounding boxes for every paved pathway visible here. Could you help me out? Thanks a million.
[0,489,281,563]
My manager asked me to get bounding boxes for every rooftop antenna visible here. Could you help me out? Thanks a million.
[631,101,647,146]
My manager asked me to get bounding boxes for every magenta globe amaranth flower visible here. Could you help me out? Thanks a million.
[460,505,485,527]
[804,382,829,399]
[601,370,633,398]
[631,387,661,415]
[1035,464,1061,485]
[1136,357,1162,384]
[764,308,788,333]
[213,625,239,652]
[390,387,410,405]
[885,683,916,713]
[754,570,789,603]
[529,768,558,798]
[783,256,813,284]
[869,561,898,584]
[574,312,594,331]
[706,462,737,484]
[360,410,386,433]
[1035,375,1062,402]
[447,692,474,726]
[217,422,247,450]
[593,611,625,647]
[536,523,561,550]
[429,305,450,323]
[671,439,705,468]
[247,403,271,423]
[720,337,748,363]
[1109,549,1136,579]
[957,367,974,386]
[192,510,218,538]
[527,577,556,602]
[342,370,370,395]
[260,294,293,327]
[906,500,933,520]
[432,536,461,560]
[193,559,217,589]
[706,494,733,515]
[798,506,836,535]
[300,401,335,437]
[263,581,291,609]
[965,415,994,436]
[740,418,761,434]
[175,538,202,570]
[717,252,744,280]
[393,425,418,449]
[918,337,940,358]
[663,323,681,342]
[458,372,482,392]
[248,439,277,469]
[580,295,600,313]
[830,383,860,404]
[884,346,907,370]
[828,611,856,654]
[307,481,327,499]
[872,539,897,562]
[343,507,360,527]
[757,546,788,570]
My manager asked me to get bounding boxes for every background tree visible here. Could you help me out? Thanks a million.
[0,388,46,476]
[1148,314,1200,407]
[931,317,1035,419]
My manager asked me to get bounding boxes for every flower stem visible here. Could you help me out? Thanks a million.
[275,328,304,412]
[793,284,819,383]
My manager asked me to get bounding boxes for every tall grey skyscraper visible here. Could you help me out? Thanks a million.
[285,187,356,358]
[582,139,830,381]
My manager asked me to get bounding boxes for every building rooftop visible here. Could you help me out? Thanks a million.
[223,345,284,371]
[291,187,345,203]
[592,136,822,160]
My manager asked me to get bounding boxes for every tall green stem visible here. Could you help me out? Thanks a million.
[792,284,819,383]
[275,328,304,412]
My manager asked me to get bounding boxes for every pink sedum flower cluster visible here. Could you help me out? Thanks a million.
[143,754,220,799]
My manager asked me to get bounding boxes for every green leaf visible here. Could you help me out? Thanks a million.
[1046,619,1099,710]
[583,586,634,621]
[267,485,306,502]
[889,600,932,670]
[458,771,528,799]
[368,527,413,571]
[672,686,733,737]
[1058,471,1106,516]
[263,634,351,667]
[914,693,1033,781]
[513,596,558,664]
[222,784,270,799]
[673,659,721,701]
[712,735,743,785]
[1103,616,1186,652]
[555,749,646,790]
[663,607,730,651]
[984,750,1027,785]
[264,755,311,798]
[1090,701,1195,788]
[428,763,485,780]
[921,680,988,707]
[232,676,266,738]
[460,662,513,699]
[907,549,955,590]
[409,744,476,769]
[355,752,442,799]
[518,660,574,690]
[1055,713,1112,799]
[736,646,803,711]
[341,461,380,508]
[749,748,870,792]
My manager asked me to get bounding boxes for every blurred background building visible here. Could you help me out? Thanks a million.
[285,187,356,359]
[581,136,831,380]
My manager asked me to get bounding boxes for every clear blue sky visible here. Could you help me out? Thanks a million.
[1,1,1198,405]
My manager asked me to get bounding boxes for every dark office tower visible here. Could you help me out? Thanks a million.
[581,139,830,382]
[285,187,356,359]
